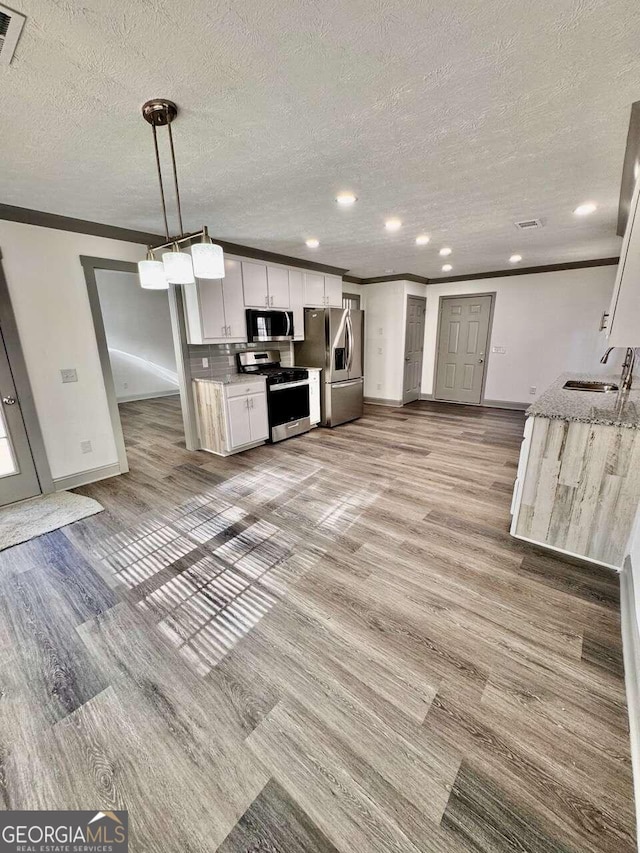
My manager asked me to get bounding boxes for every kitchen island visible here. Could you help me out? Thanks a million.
[510,373,640,569]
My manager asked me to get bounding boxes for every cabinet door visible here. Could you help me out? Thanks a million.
[222,258,247,340]
[308,374,321,424]
[242,261,269,307]
[288,269,305,340]
[608,175,640,346]
[226,395,252,449]
[324,275,343,307]
[303,272,326,307]
[267,266,290,308]
[198,279,228,342]
[248,392,269,441]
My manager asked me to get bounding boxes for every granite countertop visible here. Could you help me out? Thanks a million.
[192,375,266,386]
[526,373,640,429]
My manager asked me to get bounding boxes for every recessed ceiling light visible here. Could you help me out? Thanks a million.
[305,238,319,248]
[442,264,453,272]
[336,193,357,206]
[415,235,430,245]
[439,247,452,256]
[509,254,522,263]
[574,202,597,216]
[385,218,402,231]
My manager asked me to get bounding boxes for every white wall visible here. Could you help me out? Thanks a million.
[362,281,407,401]
[0,220,145,481]
[421,266,619,403]
[96,269,178,402]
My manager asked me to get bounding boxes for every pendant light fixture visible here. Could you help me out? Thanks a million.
[137,98,225,289]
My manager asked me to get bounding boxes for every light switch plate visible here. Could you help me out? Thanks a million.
[491,346,507,354]
[61,368,78,383]
[80,440,92,454]
[202,357,209,368]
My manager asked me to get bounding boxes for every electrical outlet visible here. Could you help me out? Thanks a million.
[376,383,382,390]
[377,347,383,355]
[202,357,209,368]
[80,440,92,454]
[123,382,128,389]
[529,386,537,395]
[377,327,383,335]
[60,368,78,383]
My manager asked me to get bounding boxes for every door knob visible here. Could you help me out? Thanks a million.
[478,358,484,364]
[2,396,16,405]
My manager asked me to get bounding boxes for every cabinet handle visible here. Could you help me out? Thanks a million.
[599,312,610,332]
[221,325,226,336]
[246,399,250,409]
[226,325,231,336]
[265,295,269,307]
[270,295,274,306]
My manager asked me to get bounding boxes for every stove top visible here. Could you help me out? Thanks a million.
[243,365,309,386]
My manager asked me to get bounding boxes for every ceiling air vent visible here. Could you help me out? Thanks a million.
[0,4,26,67]
[514,218,543,231]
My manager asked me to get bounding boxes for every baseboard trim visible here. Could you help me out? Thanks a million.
[117,389,179,403]
[53,462,122,491]
[483,399,529,411]
[419,393,434,401]
[620,557,640,843]
[364,396,404,407]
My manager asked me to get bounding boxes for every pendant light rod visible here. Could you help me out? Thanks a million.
[151,123,170,241]
[147,227,208,254]
[166,121,185,237]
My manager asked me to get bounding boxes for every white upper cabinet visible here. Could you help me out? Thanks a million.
[607,176,640,346]
[324,275,343,307]
[221,258,246,340]
[267,266,290,308]
[288,269,305,341]
[303,272,326,307]
[303,272,343,308]
[183,258,247,344]
[242,261,269,307]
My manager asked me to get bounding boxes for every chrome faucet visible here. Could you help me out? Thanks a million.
[600,346,637,391]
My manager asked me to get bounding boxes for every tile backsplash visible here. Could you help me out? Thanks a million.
[187,341,293,382]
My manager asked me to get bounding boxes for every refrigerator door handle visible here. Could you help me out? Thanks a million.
[346,312,354,371]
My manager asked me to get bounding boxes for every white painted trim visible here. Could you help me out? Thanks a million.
[117,389,179,404]
[53,462,121,491]
[620,559,640,848]
[483,399,529,411]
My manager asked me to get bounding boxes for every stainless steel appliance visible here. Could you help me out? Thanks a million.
[294,307,364,427]
[246,309,294,342]
[236,350,311,442]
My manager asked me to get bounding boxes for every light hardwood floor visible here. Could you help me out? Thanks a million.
[0,396,633,852]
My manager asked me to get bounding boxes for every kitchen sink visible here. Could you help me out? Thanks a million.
[563,380,619,393]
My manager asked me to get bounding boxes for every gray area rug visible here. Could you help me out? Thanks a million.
[0,490,103,551]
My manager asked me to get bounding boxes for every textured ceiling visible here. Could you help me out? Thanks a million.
[2,0,640,277]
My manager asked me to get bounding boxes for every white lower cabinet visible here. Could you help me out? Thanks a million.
[308,369,321,425]
[194,379,269,456]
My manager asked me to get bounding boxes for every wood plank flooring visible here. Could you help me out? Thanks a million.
[0,395,634,852]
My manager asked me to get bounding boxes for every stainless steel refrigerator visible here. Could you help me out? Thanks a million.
[295,307,364,427]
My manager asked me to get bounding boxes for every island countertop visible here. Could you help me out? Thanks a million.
[526,372,640,429]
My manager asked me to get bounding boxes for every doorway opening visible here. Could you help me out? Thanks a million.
[81,256,193,477]
[403,295,426,404]
[434,293,495,405]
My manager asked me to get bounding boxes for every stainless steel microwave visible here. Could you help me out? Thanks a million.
[246,309,294,342]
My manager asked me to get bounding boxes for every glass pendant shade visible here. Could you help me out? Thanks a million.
[163,249,195,284]
[191,241,225,279]
[138,258,168,290]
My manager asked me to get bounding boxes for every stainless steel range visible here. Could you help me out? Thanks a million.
[236,350,312,443]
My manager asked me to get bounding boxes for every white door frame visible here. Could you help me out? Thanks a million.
[433,292,496,406]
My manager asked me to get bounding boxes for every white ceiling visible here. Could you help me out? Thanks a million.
[2,0,640,278]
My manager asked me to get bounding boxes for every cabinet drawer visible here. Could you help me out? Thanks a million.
[225,383,265,399]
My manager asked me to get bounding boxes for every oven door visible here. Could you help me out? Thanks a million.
[246,309,294,342]
[268,380,311,442]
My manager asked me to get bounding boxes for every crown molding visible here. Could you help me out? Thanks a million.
[429,257,619,284]
[0,204,349,276]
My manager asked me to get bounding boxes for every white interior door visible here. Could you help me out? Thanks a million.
[403,296,426,403]
[0,328,40,506]
[435,294,492,404]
